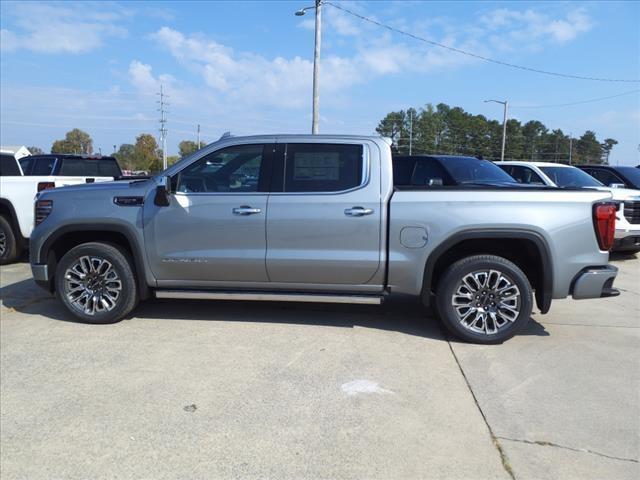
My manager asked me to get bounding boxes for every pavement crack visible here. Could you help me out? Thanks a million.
[496,436,639,464]
[446,339,516,480]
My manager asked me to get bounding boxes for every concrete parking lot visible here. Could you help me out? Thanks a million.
[1,255,638,479]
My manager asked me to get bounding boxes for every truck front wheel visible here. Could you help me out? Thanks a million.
[55,242,139,324]
[435,255,533,344]
[0,215,20,265]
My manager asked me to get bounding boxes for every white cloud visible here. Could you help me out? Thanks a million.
[480,7,593,48]
[149,27,366,109]
[0,1,129,54]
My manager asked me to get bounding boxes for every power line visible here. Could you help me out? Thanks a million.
[325,1,640,83]
[510,89,640,108]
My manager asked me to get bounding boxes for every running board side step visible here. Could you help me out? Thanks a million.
[154,290,383,305]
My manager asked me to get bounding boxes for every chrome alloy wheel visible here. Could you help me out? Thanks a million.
[451,269,521,335]
[0,230,6,257]
[64,256,122,315]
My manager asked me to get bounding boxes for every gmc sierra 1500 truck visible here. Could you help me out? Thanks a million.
[30,135,620,343]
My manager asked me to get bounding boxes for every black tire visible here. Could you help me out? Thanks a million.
[436,255,533,344]
[55,242,139,324]
[0,215,21,265]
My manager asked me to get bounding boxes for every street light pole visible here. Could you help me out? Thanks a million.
[295,1,322,134]
[485,99,508,161]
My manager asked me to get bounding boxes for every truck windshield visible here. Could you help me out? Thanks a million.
[540,166,603,187]
[441,158,517,184]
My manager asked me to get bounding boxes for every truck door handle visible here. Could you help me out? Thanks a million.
[233,206,262,216]
[344,207,374,217]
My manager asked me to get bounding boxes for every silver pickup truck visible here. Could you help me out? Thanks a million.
[30,135,620,343]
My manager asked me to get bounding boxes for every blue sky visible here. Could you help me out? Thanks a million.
[1,0,638,164]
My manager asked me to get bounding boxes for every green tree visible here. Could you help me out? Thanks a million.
[601,138,618,164]
[167,155,181,166]
[51,128,93,154]
[27,146,44,155]
[375,102,613,164]
[134,134,161,172]
[575,131,603,164]
[178,140,200,157]
[113,143,137,170]
[522,120,548,160]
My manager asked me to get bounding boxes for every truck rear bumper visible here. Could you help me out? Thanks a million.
[572,265,619,300]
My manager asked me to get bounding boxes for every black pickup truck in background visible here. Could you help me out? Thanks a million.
[18,154,123,179]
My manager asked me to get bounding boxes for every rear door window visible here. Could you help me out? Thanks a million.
[587,168,624,187]
[410,158,451,186]
[19,156,33,175]
[32,157,56,175]
[283,143,363,192]
[509,166,545,184]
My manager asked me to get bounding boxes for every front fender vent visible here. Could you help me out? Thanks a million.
[114,196,144,207]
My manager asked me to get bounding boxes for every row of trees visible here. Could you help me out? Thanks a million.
[37,105,621,171]
[42,129,205,172]
[376,103,618,164]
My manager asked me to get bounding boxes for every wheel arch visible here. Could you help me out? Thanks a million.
[422,229,553,314]
[38,223,150,300]
[0,198,27,246]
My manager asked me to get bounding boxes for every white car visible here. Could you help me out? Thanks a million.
[497,161,640,253]
[0,151,121,264]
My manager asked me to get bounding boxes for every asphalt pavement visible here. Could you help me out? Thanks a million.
[1,254,638,479]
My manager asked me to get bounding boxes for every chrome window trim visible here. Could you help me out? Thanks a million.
[169,138,372,197]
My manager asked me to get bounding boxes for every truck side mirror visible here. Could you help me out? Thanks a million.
[154,176,171,207]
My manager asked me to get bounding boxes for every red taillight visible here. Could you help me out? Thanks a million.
[593,203,616,251]
[37,182,55,192]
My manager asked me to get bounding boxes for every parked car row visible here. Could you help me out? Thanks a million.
[497,162,640,253]
[0,151,122,264]
[27,135,621,344]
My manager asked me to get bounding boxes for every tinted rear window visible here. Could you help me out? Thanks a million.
[59,158,121,177]
[0,154,21,176]
[284,144,363,192]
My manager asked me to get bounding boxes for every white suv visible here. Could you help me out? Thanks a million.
[497,161,640,254]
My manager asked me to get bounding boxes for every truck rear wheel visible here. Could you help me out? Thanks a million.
[435,255,533,344]
[0,215,20,265]
[55,242,139,324]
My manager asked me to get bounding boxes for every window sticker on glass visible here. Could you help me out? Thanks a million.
[293,152,340,181]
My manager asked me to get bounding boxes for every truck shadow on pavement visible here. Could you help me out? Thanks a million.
[1,277,549,342]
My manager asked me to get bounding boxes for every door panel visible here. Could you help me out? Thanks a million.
[266,142,382,285]
[144,193,268,282]
[143,143,272,282]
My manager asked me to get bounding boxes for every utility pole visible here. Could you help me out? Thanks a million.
[197,124,201,149]
[157,84,169,170]
[485,99,508,161]
[569,134,573,165]
[409,110,413,156]
[295,1,322,134]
